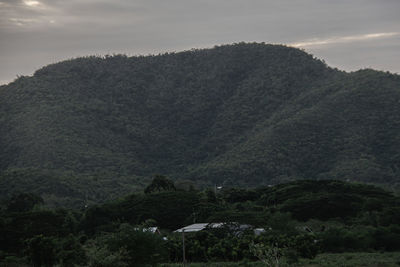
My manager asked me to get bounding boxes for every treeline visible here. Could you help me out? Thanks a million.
[1,179,399,266]
[1,43,400,207]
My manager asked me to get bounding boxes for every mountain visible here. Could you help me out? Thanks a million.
[1,43,399,207]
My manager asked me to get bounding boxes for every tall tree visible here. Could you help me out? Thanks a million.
[144,175,176,194]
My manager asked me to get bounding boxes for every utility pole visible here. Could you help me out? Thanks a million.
[182,229,187,267]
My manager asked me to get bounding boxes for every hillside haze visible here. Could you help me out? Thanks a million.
[1,43,400,206]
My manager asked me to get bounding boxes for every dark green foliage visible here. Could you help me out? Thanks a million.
[0,210,66,254]
[221,188,258,203]
[84,242,128,267]
[0,168,143,208]
[6,192,43,212]
[0,180,399,265]
[249,233,319,264]
[57,234,87,266]
[167,228,256,262]
[25,235,57,267]
[167,225,318,263]
[86,223,168,267]
[78,179,399,235]
[377,207,400,226]
[23,234,86,267]
[144,174,176,194]
[318,225,400,252]
[0,43,399,206]
[373,225,400,251]
[280,193,362,221]
[264,212,297,235]
[291,234,320,259]
[257,180,397,221]
[82,190,200,233]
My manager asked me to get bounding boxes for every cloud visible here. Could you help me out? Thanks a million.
[9,17,38,26]
[289,32,400,48]
[23,0,41,7]
[0,0,56,29]
[1,0,400,84]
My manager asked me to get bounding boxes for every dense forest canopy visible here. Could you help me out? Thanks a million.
[0,43,400,206]
[1,180,400,266]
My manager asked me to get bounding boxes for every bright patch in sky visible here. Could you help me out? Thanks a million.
[23,0,40,7]
[9,18,36,26]
[290,32,400,48]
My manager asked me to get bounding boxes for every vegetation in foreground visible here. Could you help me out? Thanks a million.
[162,252,400,266]
[300,252,400,267]
[0,178,399,266]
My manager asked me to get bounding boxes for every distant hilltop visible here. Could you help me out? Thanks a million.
[1,43,400,206]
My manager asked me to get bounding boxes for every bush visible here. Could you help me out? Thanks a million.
[88,223,168,266]
[25,235,57,267]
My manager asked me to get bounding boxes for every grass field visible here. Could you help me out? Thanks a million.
[162,252,400,266]
[300,252,400,267]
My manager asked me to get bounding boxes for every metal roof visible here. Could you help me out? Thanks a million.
[174,222,241,233]
[174,223,209,233]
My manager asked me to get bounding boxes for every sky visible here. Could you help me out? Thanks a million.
[1,0,400,85]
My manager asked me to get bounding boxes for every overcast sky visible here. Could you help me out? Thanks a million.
[1,0,399,85]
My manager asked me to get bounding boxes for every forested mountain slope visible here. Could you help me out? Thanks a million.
[1,43,399,206]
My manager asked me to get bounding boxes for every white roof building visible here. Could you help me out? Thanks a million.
[174,222,251,233]
[174,223,230,233]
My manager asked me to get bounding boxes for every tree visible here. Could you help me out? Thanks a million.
[144,175,176,194]
[6,193,44,213]
[25,235,57,267]
[88,223,168,266]
[249,242,283,267]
